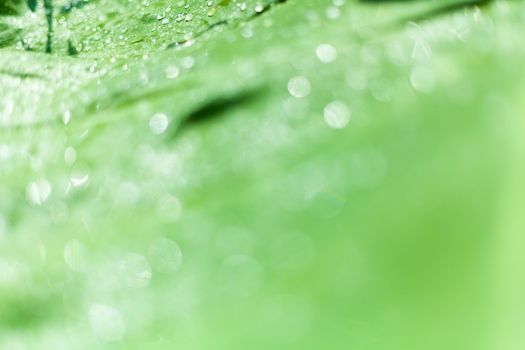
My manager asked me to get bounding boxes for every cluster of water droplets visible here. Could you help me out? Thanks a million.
[0,0,513,347]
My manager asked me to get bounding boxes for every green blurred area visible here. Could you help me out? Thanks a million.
[1,0,525,349]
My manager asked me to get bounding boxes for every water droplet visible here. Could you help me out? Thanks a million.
[287,76,311,99]
[326,6,340,19]
[70,163,91,188]
[324,101,351,129]
[88,304,125,342]
[181,56,195,69]
[241,25,254,38]
[149,113,169,135]
[25,179,51,206]
[164,65,180,79]
[316,43,337,63]
[62,110,71,125]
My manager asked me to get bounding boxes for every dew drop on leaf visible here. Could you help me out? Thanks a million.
[324,100,351,129]
[287,76,311,99]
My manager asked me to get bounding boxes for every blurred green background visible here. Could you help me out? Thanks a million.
[1,0,525,349]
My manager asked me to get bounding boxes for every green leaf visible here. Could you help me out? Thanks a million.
[1,0,525,348]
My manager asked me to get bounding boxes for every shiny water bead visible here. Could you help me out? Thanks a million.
[254,3,264,13]
[149,113,169,134]
[165,65,180,79]
[88,304,126,341]
[25,179,51,206]
[70,163,91,188]
[181,56,195,69]
[316,43,337,63]
[326,6,340,19]
[324,100,351,129]
[288,76,311,98]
